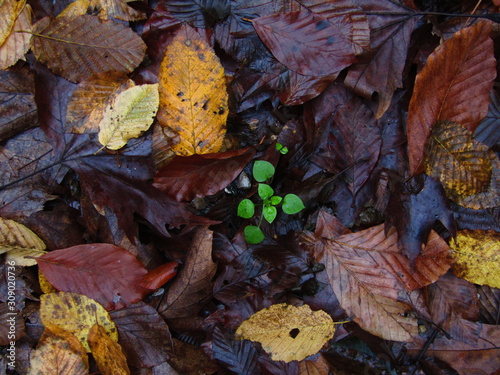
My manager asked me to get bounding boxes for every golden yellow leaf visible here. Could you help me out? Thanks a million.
[235,303,335,362]
[88,324,130,375]
[0,0,26,46]
[0,217,46,266]
[28,324,89,375]
[425,121,495,199]
[98,83,159,150]
[39,271,57,294]
[0,3,31,70]
[57,0,90,18]
[451,230,500,289]
[158,24,228,156]
[40,292,118,352]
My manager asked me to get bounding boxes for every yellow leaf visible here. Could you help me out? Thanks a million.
[28,324,89,375]
[39,271,57,294]
[236,303,335,362]
[0,0,26,46]
[158,24,228,156]
[451,230,500,288]
[98,83,159,150]
[88,324,130,375]
[89,0,146,21]
[57,0,90,18]
[40,292,118,352]
[0,217,46,267]
[0,3,32,70]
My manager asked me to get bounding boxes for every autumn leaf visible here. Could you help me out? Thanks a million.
[451,230,500,289]
[31,15,147,82]
[40,292,117,352]
[98,83,159,150]
[0,0,26,46]
[28,324,89,375]
[212,326,259,375]
[0,217,46,266]
[139,261,178,290]
[88,324,130,375]
[157,23,228,156]
[236,303,335,362]
[407,21,496,174]
[89,0,147,21]
[0,3,32,70]
[164,0,230,28]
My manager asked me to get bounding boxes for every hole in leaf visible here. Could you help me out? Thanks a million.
[289,328,300,338]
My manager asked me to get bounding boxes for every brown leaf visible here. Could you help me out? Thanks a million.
[159,227,217,319]
[88,324,130,375]
[31,15,146,82]
[407,21,496,175]
[0,303,25,345]
[37,243,150,310]
[0,0,26,46]
[0,3,32,70]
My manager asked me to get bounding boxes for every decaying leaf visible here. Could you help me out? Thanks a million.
[98,83,159,150]
[0,217,46,266]
[40,292,117,352]
[451,230,500,289]
[407,21,495,174]
[57,0,90,18]
[88,324,130,375]
[0,0,26,46]
[28,323,89,375]
[0,3,32,70]
[90,0,146,21]
[157,23,228,156]
[236,303,335,362]
[31,15,147,82]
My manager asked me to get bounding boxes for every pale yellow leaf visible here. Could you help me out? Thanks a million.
[158,24,228,156]
[0,217,46,266]
[0,0,26,46]
[236,303,335,362]
[451,230,500,288]
[57,0,90,18]
[98,83,159,150]
[88,324,130,375]
[0,3,32,70]
[40,292,118,352]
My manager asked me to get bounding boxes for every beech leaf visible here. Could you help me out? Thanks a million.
[157,23,228,156]
[88,324,130,375]
[0,217,46,266]
[236,303,335,362]
[0,3,32,70]
[0,0,26,46]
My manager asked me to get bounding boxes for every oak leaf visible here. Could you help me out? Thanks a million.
[157,23,228,156]
[236,303,335,362]
[0,3,32,70]
[407,21,496,174]
[98,83,159,150]
[0,217,46,266]
[88,324,130,375]
[40,292,117,352]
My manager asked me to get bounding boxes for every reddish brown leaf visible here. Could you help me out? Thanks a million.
[153,145,257,201]
[407,21,496,175]
[140,261,178,290]
[37,243,150,310]
[252,10,357,76]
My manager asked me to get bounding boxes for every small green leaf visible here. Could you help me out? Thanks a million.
[276,143,288,154]
[263,206,277,224]
[276,143,283,151]
[280,146,288,154]
[258,184,274,200]
[244,225,265,244]
[238,199,255,219]
[270,196,283,205]
[282,194,305,215]
[253,161,275,182]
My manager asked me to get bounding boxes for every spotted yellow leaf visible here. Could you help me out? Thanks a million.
[236,303,335,362]
[88,324,130,375]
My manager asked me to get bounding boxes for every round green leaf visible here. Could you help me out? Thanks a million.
[253,161,275,182]
[258,183,274,200]
[244,225,265,244]
[282,194,305,215]
[238,199,255,219]
[263,206,277,224]
[270,196,283,205]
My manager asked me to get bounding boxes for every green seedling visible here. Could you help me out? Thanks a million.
[237,147,305,244]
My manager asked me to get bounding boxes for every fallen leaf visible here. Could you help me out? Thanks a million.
[157,23,228,156]
[37,243,150,310]
[212,326,259,375]
[28,323,89,375]
[139,261,178,290]
[31,15,147,82]
[88,324,130,375]
[164,0,230,27]
[474,91,500,149]
[0,217,46,266]
[0,303,25,344]
[407,21,496,174]
[159,227,217,319]
[98,83,159,150]
[451,230,500,289]
[40,292,117,352]
[236,303,335,362]
[90,0,146,21]
[0,3,32,70]
[0,0,26,46]
[57,0,89,18]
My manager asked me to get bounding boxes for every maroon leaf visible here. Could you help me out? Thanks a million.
[252,10,357,76]
[153,145,257,201]
[37,244,150,310]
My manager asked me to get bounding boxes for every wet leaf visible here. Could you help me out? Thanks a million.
[37,243,150,310]
[236,303,335,362]
[88,324,130,375]
[0,0,26,46]
[139,261,178,290]
[407,21,495,174]
[40,292,117,352]
[0,217,46,266]
[31,15,147,82]
[89,0,146,21]
[0,3,32,70]
[212,326,259,375]
[451,230,500,289]
[157,23,228,156]
[165,0,230,28]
